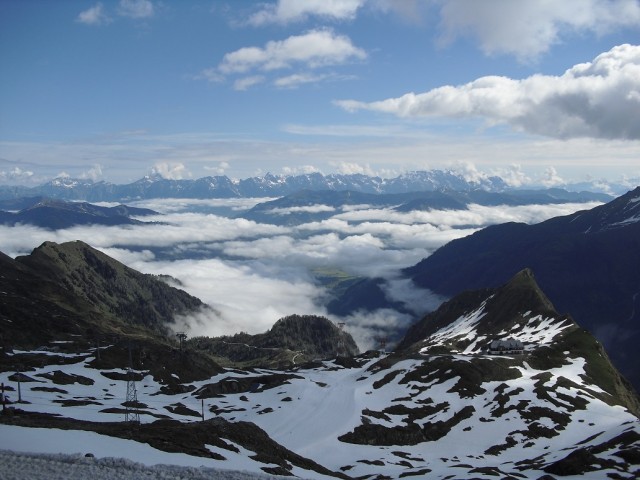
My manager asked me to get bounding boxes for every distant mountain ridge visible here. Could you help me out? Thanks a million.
[0,197,157,229]
[240,188,611,226]
[0,170,621,202]
[2,170,635,201]
[0,170,507,201]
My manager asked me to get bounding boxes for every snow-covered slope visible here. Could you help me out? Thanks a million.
[2,267,639,480]
[1,346,638,479]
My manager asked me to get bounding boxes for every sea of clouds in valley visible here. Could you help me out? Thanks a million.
[0,198,602,349]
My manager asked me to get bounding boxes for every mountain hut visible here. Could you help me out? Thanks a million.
[488,338,524,355]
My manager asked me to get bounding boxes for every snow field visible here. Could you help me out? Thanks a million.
[1,347,638,480]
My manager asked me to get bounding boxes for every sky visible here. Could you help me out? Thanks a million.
[0,0,639,187]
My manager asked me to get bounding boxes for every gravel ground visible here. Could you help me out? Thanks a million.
[0,450,281,480]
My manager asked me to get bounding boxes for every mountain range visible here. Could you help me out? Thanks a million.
[1,244,638,478]
[0,170,632,202]
[240,188,611,226]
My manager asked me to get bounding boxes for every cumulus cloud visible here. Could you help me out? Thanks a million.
[281,165,321,175]
[219,29,366,74]
[150,162,191,180]
[78,164,104,182]
[438,0,640,61]
[245,1,639,62]
[333,162,376,176]
[0,166,35,183]
[336,44,640,140]
[490,164,531,188]
[200,29,366,90]
[247,0,366,26]
[76,3,111,25]
[203,161,230,176]
[538,166,565,187]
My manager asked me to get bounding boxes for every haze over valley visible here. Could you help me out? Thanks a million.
[0,186,605,349]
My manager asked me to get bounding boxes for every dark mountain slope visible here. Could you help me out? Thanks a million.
[0,247,223,385]
[190,314,359,368]
[15,241,205,332]
[0,197,157,229]
[405,187,640,389]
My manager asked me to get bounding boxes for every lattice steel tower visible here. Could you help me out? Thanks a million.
[125,343,140,424]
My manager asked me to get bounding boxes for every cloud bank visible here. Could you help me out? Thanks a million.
[337,44,640,140]
[0,198,604,350]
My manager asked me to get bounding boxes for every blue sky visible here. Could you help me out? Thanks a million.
[1,0,639,187]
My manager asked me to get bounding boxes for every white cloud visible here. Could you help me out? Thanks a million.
[245,1,639,63]
[191,67,224,83]
[0,166,34,183]
[281,165,321,175]
[118,0,154,19]
[337,308,414,351]
[138,258,326,338]
[201,29,366,89]
[382,277,448,316]
[268,205,336,215]
[274,72,332,89]
[233,75,265,91]
[452,161,490,184]
[219,29,366,75]
[203,161,230,176]
[150,162,191,180]
[538,166,565,187]
[336,44,640,140]
[333,161,376,176]
[438,0,640,61]
[490,164,531,188]
[76,3,111,26]
[78,164,104,182]
[247,0,366,26]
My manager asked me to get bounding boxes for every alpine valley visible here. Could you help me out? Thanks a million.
[0,173,639,479]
